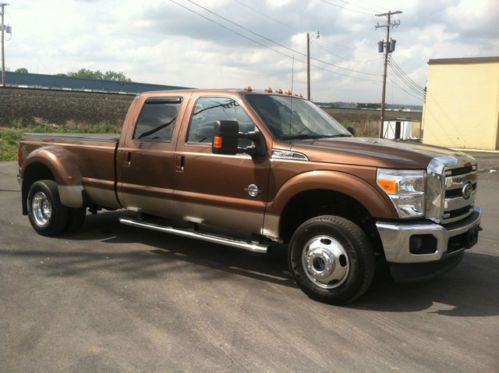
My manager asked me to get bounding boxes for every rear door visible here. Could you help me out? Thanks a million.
[173,93,271,239]
[116,94,188,218]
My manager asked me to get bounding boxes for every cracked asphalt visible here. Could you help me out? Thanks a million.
[0,159,498,372]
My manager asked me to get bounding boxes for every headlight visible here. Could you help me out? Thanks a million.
[376,169,425,218]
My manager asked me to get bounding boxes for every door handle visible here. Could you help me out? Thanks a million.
[176,155,185,173]
[126,152,132,166]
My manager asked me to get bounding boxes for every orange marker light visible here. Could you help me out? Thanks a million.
[377,179,397,194]
[213,136,223,149]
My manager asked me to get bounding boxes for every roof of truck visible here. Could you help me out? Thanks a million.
[139,88,305,98]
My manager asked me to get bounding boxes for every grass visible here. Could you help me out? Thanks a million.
[0,120,121,161]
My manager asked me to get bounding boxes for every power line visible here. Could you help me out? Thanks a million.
[183,0,380,77]
[390,66,425,96]
[389,58,425,91]
[169,0,381,84]
[388,75,423,101]
[318,0,374,16]
[232,0,294,30]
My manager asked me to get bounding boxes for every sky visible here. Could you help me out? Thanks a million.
[3,0,498,104]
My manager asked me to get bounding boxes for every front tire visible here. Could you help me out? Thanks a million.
[27,180,69,236]
[288,215,375,305]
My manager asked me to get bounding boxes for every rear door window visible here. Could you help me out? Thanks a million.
[133,97,182,141]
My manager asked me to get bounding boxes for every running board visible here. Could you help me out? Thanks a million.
[119,217,268,254]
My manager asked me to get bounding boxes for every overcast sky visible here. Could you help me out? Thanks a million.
[4,0,498,104]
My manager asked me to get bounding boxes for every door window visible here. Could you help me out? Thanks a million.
[187,97,255,146]
[133,98,182,141]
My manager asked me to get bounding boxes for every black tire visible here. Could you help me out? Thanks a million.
[27,179,69,236]
[288,215,375,305]
[65,208,86,233]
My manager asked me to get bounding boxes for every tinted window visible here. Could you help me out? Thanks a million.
[188,97,255,146]
[133,98,181,141]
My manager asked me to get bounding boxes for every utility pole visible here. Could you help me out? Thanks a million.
[306,31,320,101]
[306,32,310,100]
[375,10,402,138]
[0,3,9,87]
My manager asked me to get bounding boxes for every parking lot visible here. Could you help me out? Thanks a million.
[1,158,498,372]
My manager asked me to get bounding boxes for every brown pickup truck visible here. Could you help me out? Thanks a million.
[17,88,481,304]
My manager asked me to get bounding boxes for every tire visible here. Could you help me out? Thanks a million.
[288,215,375,305]
[65,207,86,233]
[27,179,69,236]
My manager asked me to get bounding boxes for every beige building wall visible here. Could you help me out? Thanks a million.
[422,58,499,150]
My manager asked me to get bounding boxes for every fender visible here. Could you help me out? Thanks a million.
[262,170,397,241]
[21,146,84,209]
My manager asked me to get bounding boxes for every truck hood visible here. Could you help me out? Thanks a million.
[289,137,474,169]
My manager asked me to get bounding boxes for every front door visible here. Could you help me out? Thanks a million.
[174,94,271,239]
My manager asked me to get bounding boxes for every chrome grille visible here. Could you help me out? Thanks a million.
[442,164,477,224]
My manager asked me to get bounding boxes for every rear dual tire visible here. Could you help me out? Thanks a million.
[27,180,86,236]
[289,215,375,305]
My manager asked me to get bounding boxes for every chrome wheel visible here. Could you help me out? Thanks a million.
[32,191,52,227]
[301,235,350,289]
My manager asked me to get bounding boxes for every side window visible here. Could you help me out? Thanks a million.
[133,98,181,141]
[187,97,256,146]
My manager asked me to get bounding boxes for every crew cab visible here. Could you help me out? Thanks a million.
[17,88,482,304]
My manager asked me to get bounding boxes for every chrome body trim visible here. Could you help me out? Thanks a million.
[271,149,309,161]
[376,205,481,263]
[426,153,477,224]
[119,217,269,254]
[444,191,477,211]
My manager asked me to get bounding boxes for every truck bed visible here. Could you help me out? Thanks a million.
[20,132,121,210]
[23,132,121,142]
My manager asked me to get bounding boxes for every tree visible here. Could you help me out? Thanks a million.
[15,67,28,73]
[66,68,132,82]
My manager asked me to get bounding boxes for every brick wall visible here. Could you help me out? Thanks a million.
[0,87,135,126]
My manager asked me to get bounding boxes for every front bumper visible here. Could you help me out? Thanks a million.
[376,205,481,264]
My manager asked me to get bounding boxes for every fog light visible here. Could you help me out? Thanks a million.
[410,234,437,254]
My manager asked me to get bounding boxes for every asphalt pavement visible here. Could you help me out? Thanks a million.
[1,160,498,372]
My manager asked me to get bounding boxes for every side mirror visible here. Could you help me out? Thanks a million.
[347,126,356,136]
[212,120,239,155]
[212,120,267,157]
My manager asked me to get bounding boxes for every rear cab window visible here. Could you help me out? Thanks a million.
[133,97,182,142]
[187,96,255,147]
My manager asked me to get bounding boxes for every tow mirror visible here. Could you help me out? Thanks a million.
[212,120,267,157]
[212,120,239,155]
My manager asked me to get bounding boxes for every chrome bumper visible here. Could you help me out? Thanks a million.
[376,205,481,263]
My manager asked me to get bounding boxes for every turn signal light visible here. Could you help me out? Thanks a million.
[213,135,223,149]
[377,179,397,194]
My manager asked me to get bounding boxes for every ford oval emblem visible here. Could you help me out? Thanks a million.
[462,182,473,200]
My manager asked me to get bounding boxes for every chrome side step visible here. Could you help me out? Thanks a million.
[119,217,268,254]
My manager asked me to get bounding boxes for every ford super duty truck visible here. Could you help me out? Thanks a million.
[17,88,481,304]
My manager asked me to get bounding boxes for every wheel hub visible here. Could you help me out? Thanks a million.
[32,191,52,227]
[302,235,350,289]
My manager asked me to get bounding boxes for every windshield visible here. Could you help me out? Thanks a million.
[245,94,351,140]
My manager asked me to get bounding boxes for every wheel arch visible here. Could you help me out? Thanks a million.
[264,170,396,250]
[21,147,84,213]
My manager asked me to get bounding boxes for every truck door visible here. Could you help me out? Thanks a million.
[174,94,271,239]
[116,95,187,218]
